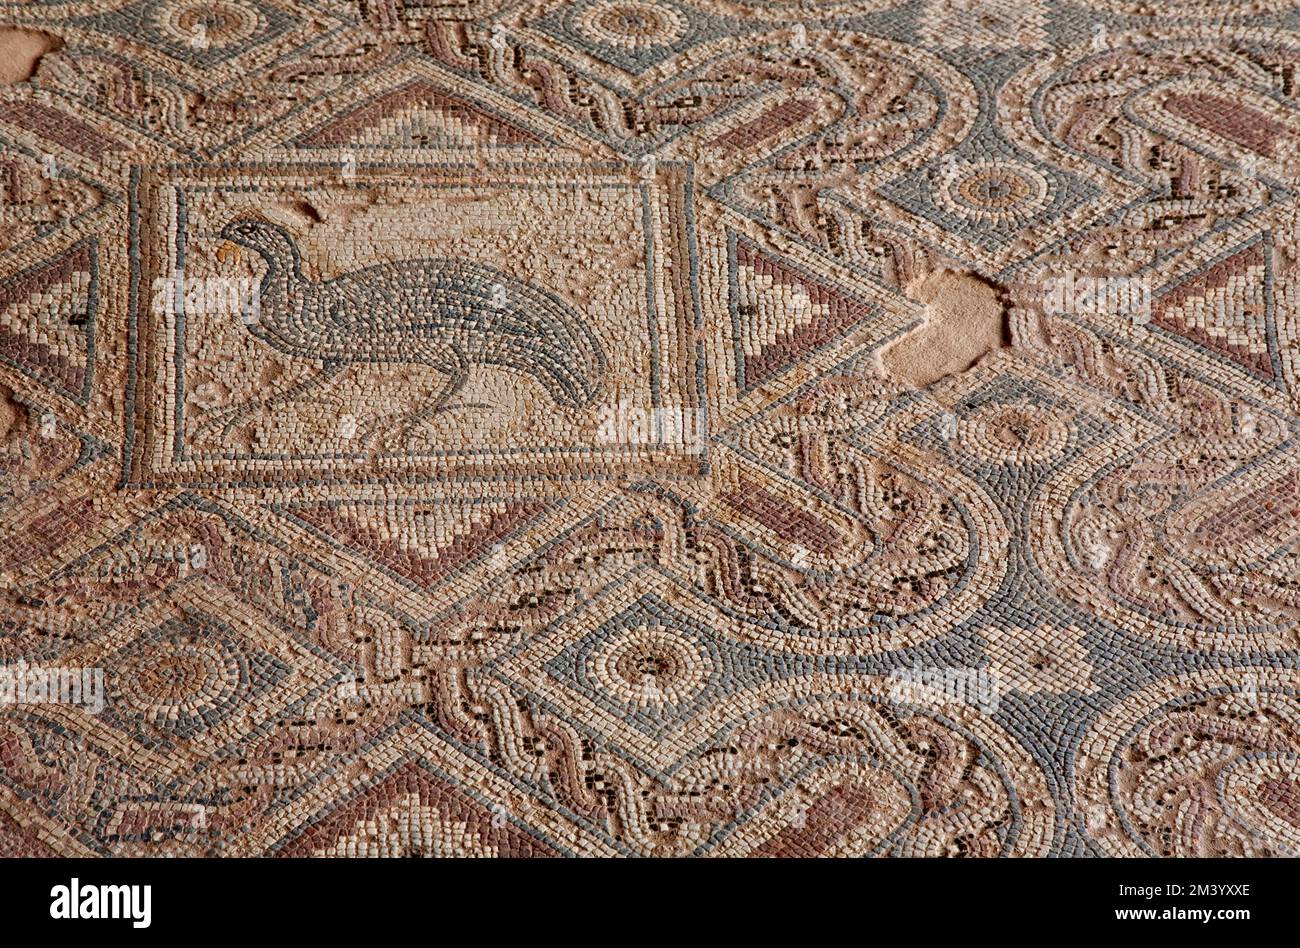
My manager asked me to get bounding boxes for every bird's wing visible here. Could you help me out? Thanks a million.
[311,275,399,326]
[321,263,497,331]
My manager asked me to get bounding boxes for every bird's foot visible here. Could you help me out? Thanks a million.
[355,402,498,453]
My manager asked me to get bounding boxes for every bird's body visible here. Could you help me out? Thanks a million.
[218,218,606,418]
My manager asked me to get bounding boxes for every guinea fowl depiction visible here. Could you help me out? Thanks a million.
[206,217,607,442]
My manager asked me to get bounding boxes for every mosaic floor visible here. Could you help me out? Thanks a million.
[1,0,1299,859]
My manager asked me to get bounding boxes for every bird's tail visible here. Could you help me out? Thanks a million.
[519,290,607,410]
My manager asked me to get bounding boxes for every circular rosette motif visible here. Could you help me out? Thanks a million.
[577,1,688,50]
[1077,668,1300,857]
[936,160,1053,225]
[155,0,263,50]
[957,402,1075,467]
[586,623,713,709]
[112,631,248,736]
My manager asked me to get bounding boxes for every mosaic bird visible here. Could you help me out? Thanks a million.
[207,216,606,442]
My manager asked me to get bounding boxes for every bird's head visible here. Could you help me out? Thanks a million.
[218,217,300,274]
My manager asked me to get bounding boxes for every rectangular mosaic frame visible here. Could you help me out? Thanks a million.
[122,160,707,488]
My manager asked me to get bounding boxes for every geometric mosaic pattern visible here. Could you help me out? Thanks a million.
[1,0,1299,858]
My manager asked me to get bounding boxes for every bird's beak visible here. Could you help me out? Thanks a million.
[216,241,241,265]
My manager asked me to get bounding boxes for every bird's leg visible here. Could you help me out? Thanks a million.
[406,366,468,427]
[397,363,506,435]
[360,365,469,451]
[193,362,345,444]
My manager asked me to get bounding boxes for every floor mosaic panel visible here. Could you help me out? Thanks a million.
[1,0,1299,857]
